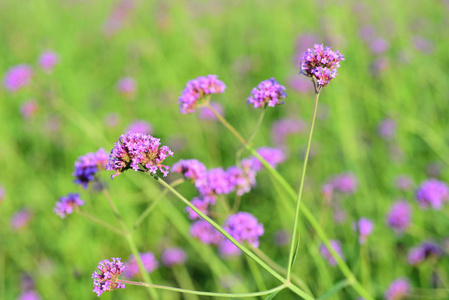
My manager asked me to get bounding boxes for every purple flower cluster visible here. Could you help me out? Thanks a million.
[124,252,158,278]
[185,197,209,220]
[319,240,344,266]
[352,218,374,244]
[10,209,32,230]
[219,239,241,258]
[408,241,442,266]
[223,212,264,248]
[172,159,207,182]
[73,149,109,188]
[415,179,449,210]
[161,248,187,267]
[117,77,136,98]
[251,147,286,171]
[54,193,84,218]
[20,100,39,120]
[386,201,411,234]
[18,290,41,300]
[247,78,287,108]
[107,132,173,178]
[38,51,59,73]
[3,64,33,92]
[299,44,344,88]
[190,219,223,245]
[378,118,396,140]
[384,278,411,300]
[178,75,226,114]
[323,172,357,198]
[271,118,305,146]
[226,165,257,196]
[92,258,125,297]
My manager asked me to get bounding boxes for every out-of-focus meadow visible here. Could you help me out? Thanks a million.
[1,0,449,299]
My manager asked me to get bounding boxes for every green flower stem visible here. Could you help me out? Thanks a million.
[208,95,373,300]
[118,280,286,298]
[286,91,320,281]
[76,209,124,236]
[235,107,267,163]
[154,176,314,300]
[102,189,160,300]
[132,178,185,231]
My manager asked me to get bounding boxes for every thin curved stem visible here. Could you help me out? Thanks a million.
[287,91,320,280]
[118,280,286,298]
[102,190,160,300]
[132,178,185,230]
[76,209,124,236]
[153,176,314,300]
[235,107,267,164]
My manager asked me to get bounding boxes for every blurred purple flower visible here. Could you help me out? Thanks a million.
[104,113,121,128]
[395,175,414,191]
[20,100,39,120]
[178,75,226,114]
[300,44,344,88]
[199,102,223,120]
[371,57,390,75]
[378,118,396,140]
[0,185,4,202]
[125,120,152,134]
[412,36,434,54]
[352,218,374,244]
[107,132,173,178]
[251,147,286,172]
[172,159,207,183]
[358,25,375,42]
[186,197,209,220]
[3,64,32,92]
[226,165,256,196]
[247,78,287,108]
[11,209,32,230]
[320,240,344,266]
[271,118,305,146]
[196,167,234,199]
[38,51,59,73]
[161,248,187,267]
[73,149,108,188]
[124,252,158,278]
[92,258,125,296]
[326,172,357,195]
[18,290,41,300]
[190,219,223,245]
[102,0,134,36]
[386,201,411,234]
[117,77,136,98]
[54,193,84,218]
[219,239,241,258]
[223,212,264,247]
[274,229,290,246]
[416,179,449,210]
[369,37,389,55]
[408,241,442,266]
[384,278,411,300]
[288,75,315,94]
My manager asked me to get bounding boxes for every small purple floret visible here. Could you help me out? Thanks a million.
[251,147,286,172]
[384,278,411,300]
[223,212,264,248]
[117,77,136,98]
[408,241,442,266]
[190,219,223,245]
[161,248,187,267]
[54,193,84,218]
[300,44,344,88]
[39,51,59,73]
[247,78,287,108]
[416,179,449,210]
[178,75,226,114]
[319,240,344,266]
[124,252,158,278]
[107,131,173,178]
[172,159,207,183]
[386,201,411,234]
[352,218,374,244]
[73,149,108,189]
[4,64,33,92]
[92,258,125,297]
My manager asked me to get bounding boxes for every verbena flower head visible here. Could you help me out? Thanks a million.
[251,147,286,172]
[185,197,209,220]
[271,118,305,146]
[352,218,374,244]
[20,100,39,120]
[247,78,287,108]
[190,219,223,245]
[107,132,173,178]
[73,149,108,188]
[178,75,226,114]
[117,77,136,98]
[223,212,264,247]
[319,240,344,266]
[408,241,442,266]
[124,252,158,278]
[329,172,357,195]
[172,159,207,183]
[196,167,234,199]
[300,44,344,88]
[161,248,187,267]
[415,179,449,210]
[384,278,411,300]
[226,165,256,196]
[125,120,153,134]
[54,193,84,218]
[38,51,59,73]
[4,64,33,92]
[386,200,411,234]
[92,258,125,297]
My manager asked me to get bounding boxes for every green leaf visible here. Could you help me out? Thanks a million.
[290,234,301,269]
[264,290,281,300]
